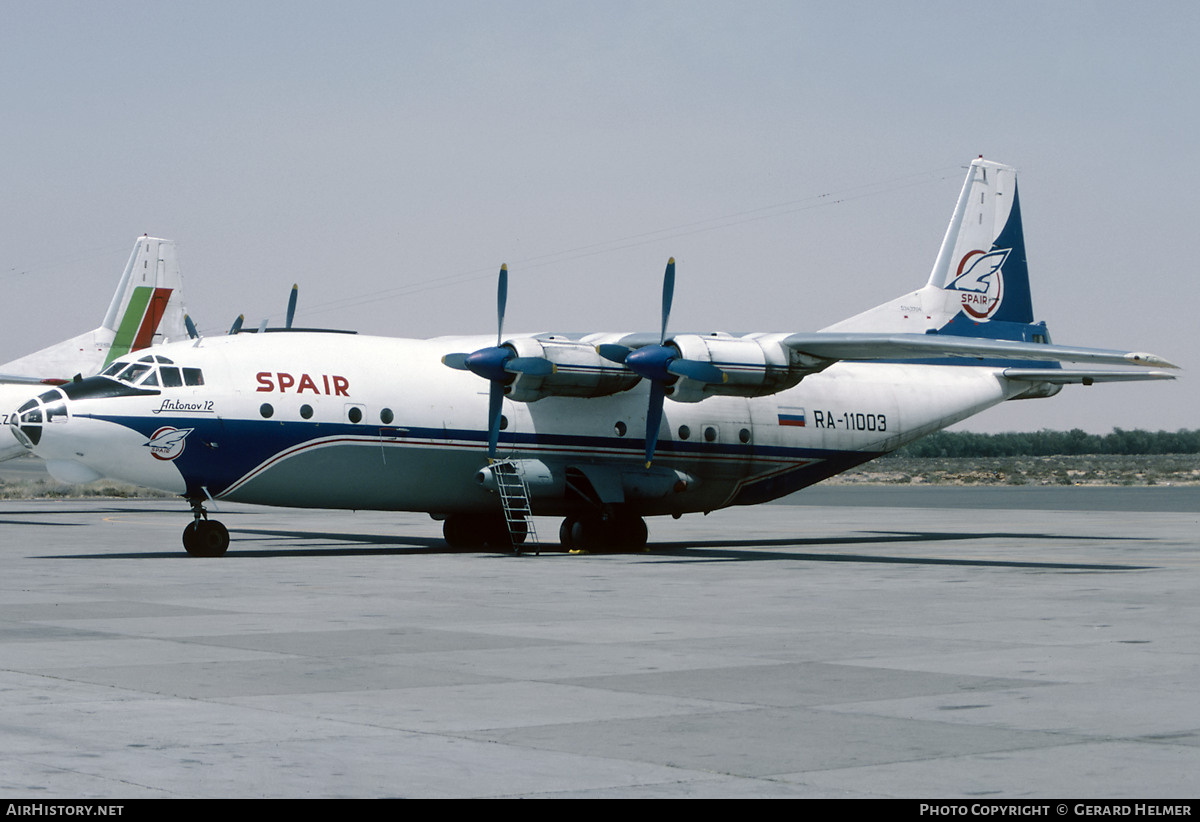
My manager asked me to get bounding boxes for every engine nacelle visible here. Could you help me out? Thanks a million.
[666,333,827,403]
[503,337,641,402]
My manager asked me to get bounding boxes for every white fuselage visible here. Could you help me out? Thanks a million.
[18,331,1020,517]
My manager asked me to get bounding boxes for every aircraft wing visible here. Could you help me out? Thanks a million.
[779,332,1179,370]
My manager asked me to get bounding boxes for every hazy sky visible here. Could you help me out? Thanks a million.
[2,1,1195,433]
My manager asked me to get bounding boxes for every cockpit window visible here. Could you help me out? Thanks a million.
[116,363,152,383]
[98,359,200,389]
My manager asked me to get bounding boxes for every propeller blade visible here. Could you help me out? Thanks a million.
[184,314,199,340]
[442,352,471,370]
[660,258,675,344]
[286,284,298,329]
[597,343,633,364]
[667,358,727,384]
[644,380,666,468]
[496,264,508,346]
[506,357,556,377]
[486,381,505,459]
[228,315,244,335]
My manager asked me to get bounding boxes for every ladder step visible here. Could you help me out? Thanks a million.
[490,459,539,554]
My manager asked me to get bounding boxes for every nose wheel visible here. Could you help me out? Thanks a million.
[183,499,230,557]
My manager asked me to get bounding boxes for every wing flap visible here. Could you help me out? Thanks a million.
[1002,369,1177,384]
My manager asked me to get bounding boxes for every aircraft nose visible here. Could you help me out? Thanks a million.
[9,398,43,450]
[9,388,70,453]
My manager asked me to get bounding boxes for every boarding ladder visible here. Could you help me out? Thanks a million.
[491,459,539,555]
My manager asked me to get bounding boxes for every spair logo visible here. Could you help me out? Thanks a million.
[144,426,193,461]
[947,248,1009,321]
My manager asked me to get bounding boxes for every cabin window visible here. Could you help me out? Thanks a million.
[380,408,394,424]
[260,403,274,418]
[739,428,751,444]
[677,425,690,440]
[614,421,627,437]
[347,406,363,423]
[704,426,718,443]
[160,367,183,387]
[300,404,314,419]
[183,368,205,386]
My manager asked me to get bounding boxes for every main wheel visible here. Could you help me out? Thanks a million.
[443,514,511,550]
[182,520,230,557]
[565,512,648,552]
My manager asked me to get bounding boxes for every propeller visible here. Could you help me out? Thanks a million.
[442,265,554,460]
[184,314,199,340]
[598,258,726,467]
[228,314,244,335]
[285,284,298,329]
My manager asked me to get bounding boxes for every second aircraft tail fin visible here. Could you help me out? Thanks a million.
[101,236,189,366]
[1,236,190,381]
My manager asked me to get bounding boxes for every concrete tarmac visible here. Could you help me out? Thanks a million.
[0,486,1197,798]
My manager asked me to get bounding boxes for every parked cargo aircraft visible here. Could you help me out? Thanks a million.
[0,236,188,462]
[9,160,1176,556]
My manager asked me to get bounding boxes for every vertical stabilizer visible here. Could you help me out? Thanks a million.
[928,158,1032,325]
[823,157,1042,341]
[102,236,189,365]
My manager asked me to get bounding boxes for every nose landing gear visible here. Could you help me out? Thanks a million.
[183,498,230,557]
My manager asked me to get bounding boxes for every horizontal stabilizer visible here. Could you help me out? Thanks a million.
[781,332,1178,369]
[0,373,61,386]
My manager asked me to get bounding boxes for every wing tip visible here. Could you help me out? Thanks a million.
[1127,352,1180,369]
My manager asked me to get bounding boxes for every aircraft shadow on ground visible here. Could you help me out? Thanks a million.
[40,526,1155,570]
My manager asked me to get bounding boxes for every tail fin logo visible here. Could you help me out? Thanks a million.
[947,248,1010,321]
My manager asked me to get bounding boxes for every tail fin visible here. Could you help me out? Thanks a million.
[824,157,1046,342]
[101,236,189,366]
[0,236,189,381]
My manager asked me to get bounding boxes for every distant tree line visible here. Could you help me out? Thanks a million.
[894,428,1200,458]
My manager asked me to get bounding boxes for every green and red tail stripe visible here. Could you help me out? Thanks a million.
[105,286,174,366]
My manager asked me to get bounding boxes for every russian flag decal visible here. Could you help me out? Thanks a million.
[778,407,806,427]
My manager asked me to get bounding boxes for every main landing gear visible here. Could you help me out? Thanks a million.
[182,498,230,557]
[558,510,648,552]
[442,509,649,553]
[442,513,527,551]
